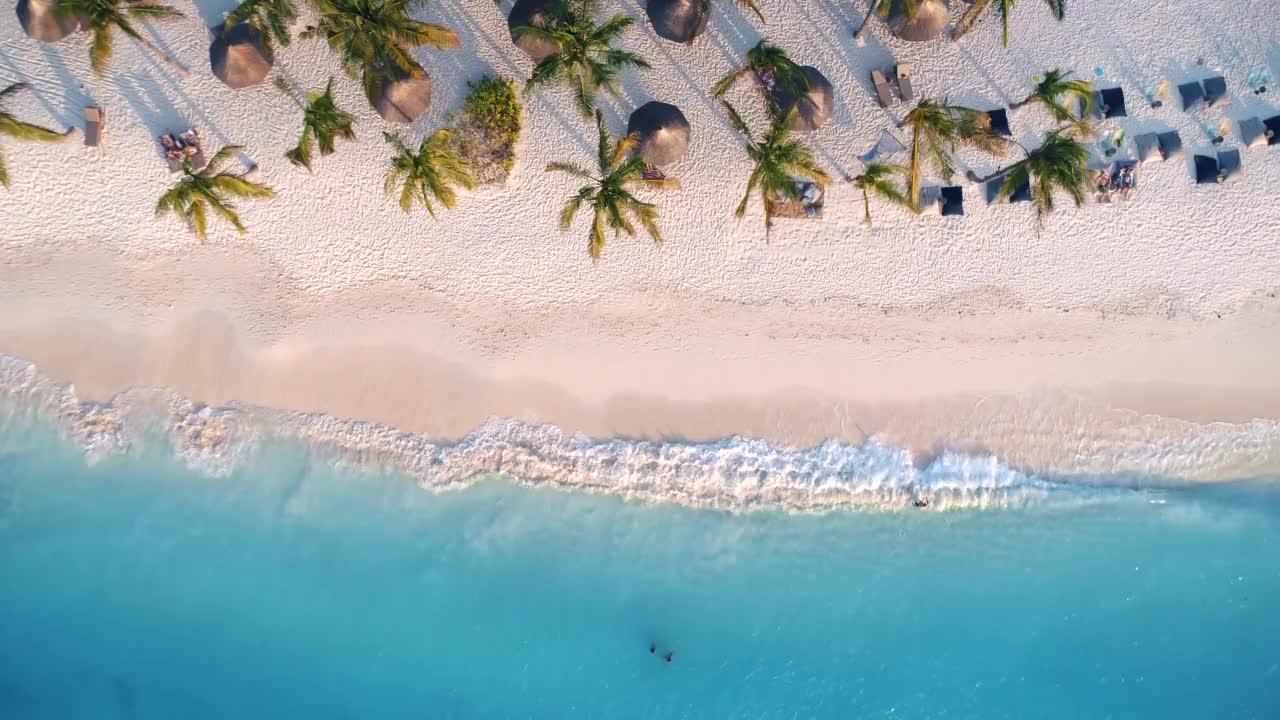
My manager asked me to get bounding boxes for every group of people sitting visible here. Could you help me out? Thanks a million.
[1095,166,1137,202]
[158,129,201,163]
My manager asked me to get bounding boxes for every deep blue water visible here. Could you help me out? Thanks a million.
[1,420,1278,719]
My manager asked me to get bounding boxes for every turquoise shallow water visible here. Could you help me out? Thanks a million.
[1,418,1279,719]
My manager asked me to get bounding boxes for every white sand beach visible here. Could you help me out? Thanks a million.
[2,0,1280,492]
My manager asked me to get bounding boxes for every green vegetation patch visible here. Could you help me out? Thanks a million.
[451,75,522,186]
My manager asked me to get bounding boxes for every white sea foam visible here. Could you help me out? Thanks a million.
[1,356,1276,512]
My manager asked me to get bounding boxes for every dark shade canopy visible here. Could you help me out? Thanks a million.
[627,101,690,167]
[16,0,83,42]
[210,23,273,90]
[371,66,432,124]
[508,0,561,64]
[646,0,709,44]
[890,0,949,42]
[1193,154,1218,184]
[769,66,834,133]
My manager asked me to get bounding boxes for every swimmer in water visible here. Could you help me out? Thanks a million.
[664,652,673,663]
[649,644,656,654]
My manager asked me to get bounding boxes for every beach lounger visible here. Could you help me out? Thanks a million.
[1216,148,1242,182]
[1177,81,1204,110]
[1237,117,1268,148]
[1157,131,1183,160]
[1134,133,1161,163]
[1192,154,1218,184]
[896,64,914,105]
[939,186,964,216]
[83,106,104,147]
[1095,87,1126,118]
[1007,178,1032,203]
[1202,76,1228,107]
[985,108,1011,137]
[871,69,895,108]
[985,176,1029,204]
[917,187,942,216]
[1263,115,1280,146]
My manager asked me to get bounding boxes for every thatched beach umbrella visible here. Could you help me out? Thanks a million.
[646,0,709,44]
[209,22,273,89]
[890,0,949,42]
[16,0,83,43]
[371,66,432,124]
[627,101,690,167]
[508,0,561,64]
[769,66,834,133]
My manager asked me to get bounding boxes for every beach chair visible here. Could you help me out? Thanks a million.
[871,69,896,108]
[1216,148,1242,182]
[1263,115,1280,146]
[1192,154,1218,184]
[1177,81,1204,110]
[985,108,1011,137]
[896,64,914,105]
[83,106,104,147]
[1237,117,1268,148]
[985,176,1029,204]
[1007,178,1032,203]
[1156,131,1183,160]
[939,186,964,216]
[1095,87,1127,118]
[917,186,942,216]
[1134,133,1161,163]
[1202,76,1228,107]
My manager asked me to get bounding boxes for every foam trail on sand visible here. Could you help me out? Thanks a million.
[2,356,1277,512]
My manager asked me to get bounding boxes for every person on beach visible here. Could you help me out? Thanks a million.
[1095,171,1112,203]
[912,498,929,508]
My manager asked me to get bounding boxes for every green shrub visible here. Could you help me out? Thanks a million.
[459,75,521,171]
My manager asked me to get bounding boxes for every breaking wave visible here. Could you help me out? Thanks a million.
[2,356,1277,512]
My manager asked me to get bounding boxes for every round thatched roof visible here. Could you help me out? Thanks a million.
[508,0,561,64]
[372,66,432,124]
[210,22,273,89]
[769,66,834,133]
[627,101,690,167]
[890,0,949,42]
[16,0,83,43]
[646,0,709,44]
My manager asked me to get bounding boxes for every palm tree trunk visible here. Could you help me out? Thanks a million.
[861,187,872,228]
[853,0,878,40]
[968,162,1020,185]
[908,128,921,213]
[1009,96,1032,110]
[134,35,189,78]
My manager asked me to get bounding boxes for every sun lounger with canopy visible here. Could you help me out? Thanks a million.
[871,69,895,108]
[917,186,942,216]
[1178,81,1204,110]
[83,106,103,147]
[1237,117,1268,148]
[1263,115,1280,146]
[1157,131,1183,160]
[1216,148,1242,182]
[1134,133,1161,163]
[940,186,963,216]
[985,176,1029,204]
[896,64,914,104]
[1192,154,1219,184]
[1007,179,1032,203]
[1202,76,1228,106]
[985,108,1011,137]
[1094,87,1126,118]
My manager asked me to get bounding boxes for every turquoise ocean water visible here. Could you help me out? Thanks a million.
[1,415,1278,720]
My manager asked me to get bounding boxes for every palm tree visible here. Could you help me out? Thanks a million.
[512,0,649,118]
[57,0,187,77]
[722,101,830,236]
[302,0,458,104]
[852,162,910,228]
[223,0,297,56]
[1010,68,1094,129]
[383,130,475,217]
[546,110,675,261]
[953,0,1066,47]
[276,78,356,171]
[0,83,71,189]
[155,145,275,241]
[711,39,808,112]
[970,129,1089,220]
[897,98,1007,212]
[853,0,918,41]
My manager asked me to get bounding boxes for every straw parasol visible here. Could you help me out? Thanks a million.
[371,65,432,124]
[890,0,949,42]
[646,0,709,44]
[508,0,561,64]
[769,66,834,133]
[16,0,83,42]
[209,22,273,89]
[627,101,691,167]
